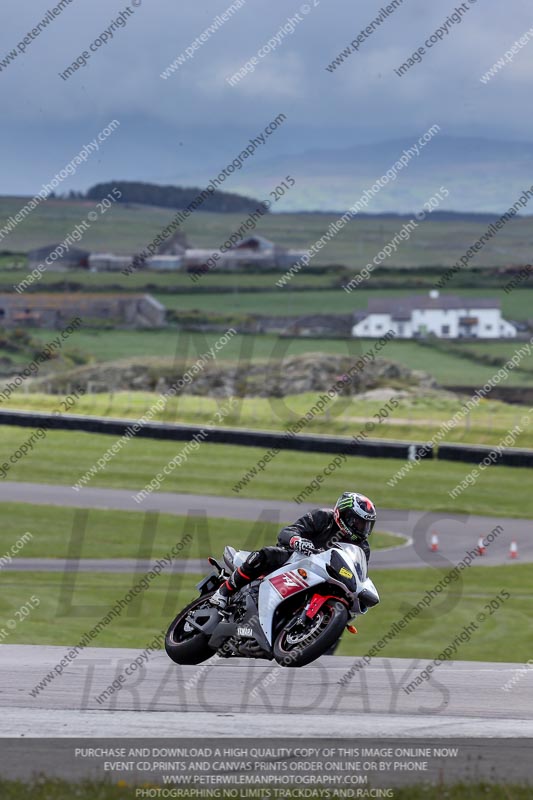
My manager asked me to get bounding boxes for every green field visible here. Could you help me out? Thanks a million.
[0,267,336,291]
[1,427,532,518]
[3,196,533,268]
[2,565,530,663]
[5,390,533,448]
[0,264,523,291]
[157,287,533,322]
[21,329,533,388]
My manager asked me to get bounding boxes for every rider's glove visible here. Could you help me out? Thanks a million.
[289,536,316,555]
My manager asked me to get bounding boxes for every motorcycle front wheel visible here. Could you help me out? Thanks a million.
[273,598,348,668]
[165,595,217,665]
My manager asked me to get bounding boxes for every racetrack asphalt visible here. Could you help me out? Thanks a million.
[0,481,531,570]
[2,645,533,738]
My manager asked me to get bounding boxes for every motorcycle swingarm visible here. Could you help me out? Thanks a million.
[209,593,271,657]
[186,607,221,636]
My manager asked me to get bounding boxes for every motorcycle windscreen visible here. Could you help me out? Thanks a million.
[334,542,368,582]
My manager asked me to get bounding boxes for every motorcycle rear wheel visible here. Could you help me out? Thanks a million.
[165,595,217,665]
[273,599,348,668]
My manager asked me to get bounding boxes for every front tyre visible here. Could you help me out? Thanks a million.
[165,595,217,665]
[273,599,348,668]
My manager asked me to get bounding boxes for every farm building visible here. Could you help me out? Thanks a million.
[28,245,90,270]
[147,255,183,270]
[88,253,133,271]
[352,292,517,339]
[88,253,183,271]
[0,293,165,328]
[184,235,306,273]
[157,230,190,255]
[52,236,306,272]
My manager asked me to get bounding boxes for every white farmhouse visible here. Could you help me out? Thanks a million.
[352,292,517,339]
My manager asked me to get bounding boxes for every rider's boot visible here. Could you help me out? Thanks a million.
[210,566,251,608]
[210,577,236,609]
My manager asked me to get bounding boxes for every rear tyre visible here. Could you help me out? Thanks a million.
[165,595,217,665]
[273,599,348,668]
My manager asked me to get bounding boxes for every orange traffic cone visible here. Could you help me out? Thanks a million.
[477,537,486,556]
[430,533,439,552]
[509,541,518,559]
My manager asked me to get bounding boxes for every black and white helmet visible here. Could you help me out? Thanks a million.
[333,492,376,543]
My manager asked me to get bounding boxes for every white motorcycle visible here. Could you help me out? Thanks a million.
[165,542,380,668]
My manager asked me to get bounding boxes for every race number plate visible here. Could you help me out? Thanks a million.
[269,570,309,598]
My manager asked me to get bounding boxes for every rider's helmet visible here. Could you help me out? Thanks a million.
[333,492,376,543]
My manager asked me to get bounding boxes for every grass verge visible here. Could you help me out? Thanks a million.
[22,329,533,388]
[0,501,405,559]
[4,391,533,448]
[1,428,533,519]
[2,565,531,662]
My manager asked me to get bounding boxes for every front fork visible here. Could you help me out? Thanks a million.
[293,592,358,635]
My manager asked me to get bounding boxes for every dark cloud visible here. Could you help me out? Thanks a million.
[1,0,531,199]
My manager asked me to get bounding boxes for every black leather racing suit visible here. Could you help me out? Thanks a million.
[278,508,371,563]
[223,508,370,596]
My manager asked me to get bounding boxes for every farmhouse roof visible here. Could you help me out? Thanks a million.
[231,236,277,251]
[28,245,90,259]
[0,293,163,310]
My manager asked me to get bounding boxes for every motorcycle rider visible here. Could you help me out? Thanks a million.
[210,491,376,609]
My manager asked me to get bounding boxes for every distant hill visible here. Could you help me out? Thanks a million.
[86,181,265,214]
[225,135,533,214]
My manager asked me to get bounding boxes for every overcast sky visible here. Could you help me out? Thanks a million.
[1,0,532,197]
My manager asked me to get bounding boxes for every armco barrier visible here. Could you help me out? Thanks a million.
[0,409,432,461]
[438,442,533,468]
